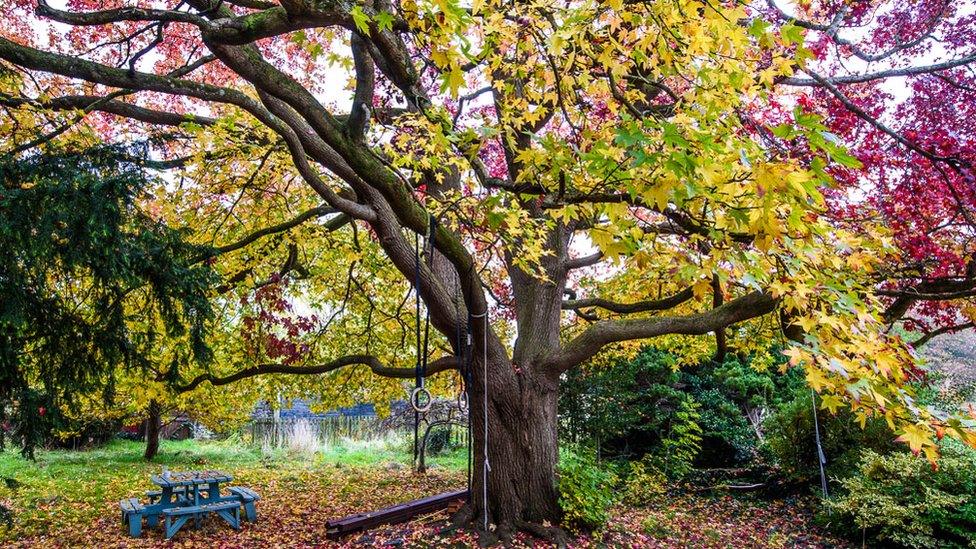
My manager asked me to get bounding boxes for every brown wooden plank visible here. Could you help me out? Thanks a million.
[325,489,468,539]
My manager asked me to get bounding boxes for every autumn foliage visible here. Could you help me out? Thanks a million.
[0,0,974,535]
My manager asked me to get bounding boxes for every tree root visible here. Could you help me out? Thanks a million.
[444,504,570,547]
[516,520,571,548]
[446,503,474,530]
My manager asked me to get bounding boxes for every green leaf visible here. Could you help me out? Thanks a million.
[780,23,804,45]
[375,10,395,32]
[441,68,465,97]
[350,6,370,35]
[661,123,689,148]
[290,30,308,45]
[748,18,770,38]
[770,124,794,139]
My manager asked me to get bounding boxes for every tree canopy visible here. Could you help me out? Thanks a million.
[0,0,974,536]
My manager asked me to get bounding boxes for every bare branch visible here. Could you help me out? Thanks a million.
[561,287,695,316]
[176,354,459,393]
[802,69,966,170]
[0,93,217,126]
[877,287,976,300]
[36,0,208,26]
[782,54,976,87]
[194,206,349,263]
[563,251,604,270]
[912,322,975,347]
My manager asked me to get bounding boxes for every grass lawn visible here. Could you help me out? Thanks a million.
[0,438,848,548]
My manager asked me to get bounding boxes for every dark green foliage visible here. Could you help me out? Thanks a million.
[685,355,804,464]
[424,426,464,455]
[0,145,216,457]
[559,347,681,456]
[0,388,120,450]
[762,391,897,483]
[559,347,799,468]
[823,441,976,548]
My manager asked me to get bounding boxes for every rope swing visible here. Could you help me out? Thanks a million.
[410,212,482,523]
[411,218,435,465]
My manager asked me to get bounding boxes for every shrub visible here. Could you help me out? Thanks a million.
[825,441,976,548]
[557,446,618,530]
[425,427,463,455]
[560,347,798,467]
[623,455,668,506]
[762,391,896,482]
[558,347,682,457]
[641,515,674,539]
[655,397,702,479]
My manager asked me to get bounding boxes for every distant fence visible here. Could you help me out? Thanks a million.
[248,416,385,450]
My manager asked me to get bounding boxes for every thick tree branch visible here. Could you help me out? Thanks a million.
[881,271,976,322]
[563,251,604,270]
[0,35,380,223]
[35,0,394,46]
[347,34,374,141]
[36,0,207,26]
[176,354,459,393]
[547,290,777,372]
[0,36,265,112]
[0,93,216,126]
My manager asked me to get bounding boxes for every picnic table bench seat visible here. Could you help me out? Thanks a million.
[161,500,241,539]
[119,497,145,537]
[227,486,260,522]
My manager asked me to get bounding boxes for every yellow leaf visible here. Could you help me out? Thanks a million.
[895,423,934,456]
[692,279,711,300]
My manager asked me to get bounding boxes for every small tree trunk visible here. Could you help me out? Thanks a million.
[143,400,161,461]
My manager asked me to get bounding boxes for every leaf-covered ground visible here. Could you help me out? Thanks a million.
[0,439,849,548]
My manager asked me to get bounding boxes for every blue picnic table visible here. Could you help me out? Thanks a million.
[120,470,260,539]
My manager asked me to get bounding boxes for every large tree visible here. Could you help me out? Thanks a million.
[1,0,975,540]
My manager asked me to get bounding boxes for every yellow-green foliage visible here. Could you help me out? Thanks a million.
[557,446,619,530]
[623,455,668,507]
[826,442,976,548]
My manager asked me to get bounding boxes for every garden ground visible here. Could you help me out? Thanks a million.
[0,439,849,548]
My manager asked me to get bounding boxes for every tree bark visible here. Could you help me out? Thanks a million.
[143,399,161,461]
[464,349,562,541]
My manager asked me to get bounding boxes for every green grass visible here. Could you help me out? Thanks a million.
[0,435,467,541]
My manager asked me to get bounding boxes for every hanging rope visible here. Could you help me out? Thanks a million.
[411,217,435,466]
[413,231,420,464]
[454,272,473,495]
[464,320,473,493]
[470,309,489,531]
[811,390,829,498]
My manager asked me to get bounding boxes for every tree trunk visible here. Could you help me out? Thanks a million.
[462,349,562,542]
[143,399,161,461]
